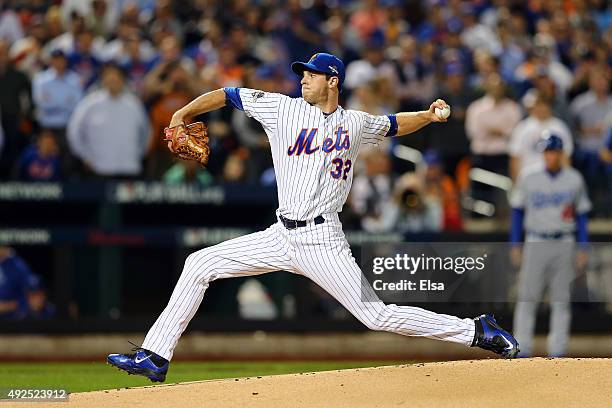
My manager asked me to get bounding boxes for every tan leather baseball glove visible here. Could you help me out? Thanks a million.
[163,122,210,166]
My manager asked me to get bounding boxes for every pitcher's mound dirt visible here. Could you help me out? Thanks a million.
[46,358,612,407]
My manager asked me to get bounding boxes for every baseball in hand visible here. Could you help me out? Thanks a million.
[435,105,451,120]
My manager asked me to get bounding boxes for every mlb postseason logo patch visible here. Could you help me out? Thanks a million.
[251,91,265,102]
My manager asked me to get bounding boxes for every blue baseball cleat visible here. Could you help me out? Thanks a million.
[107,347,169,382]
[471,314,520,359]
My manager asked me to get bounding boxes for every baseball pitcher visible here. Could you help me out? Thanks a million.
[108,53,519,382]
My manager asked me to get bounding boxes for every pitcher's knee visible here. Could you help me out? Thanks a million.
[363,320,386,332]
[182,250,218,284]
[361,306,394,332]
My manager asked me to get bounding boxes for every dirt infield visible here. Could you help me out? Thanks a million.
[28,358,612,407]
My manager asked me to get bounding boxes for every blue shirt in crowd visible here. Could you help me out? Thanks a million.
[0,251,35,319]
[17,145,62,181]
[32,68,83,129]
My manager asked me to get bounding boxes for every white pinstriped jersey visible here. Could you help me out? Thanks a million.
[236,87,391,220]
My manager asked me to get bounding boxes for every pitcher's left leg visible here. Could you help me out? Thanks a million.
[292,227,475,346]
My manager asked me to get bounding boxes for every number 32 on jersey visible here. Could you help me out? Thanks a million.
[330,158,352,180]
[287,127,352,180]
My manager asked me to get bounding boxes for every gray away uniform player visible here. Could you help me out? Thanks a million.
[108,53,519,382]
[510,134,591,357]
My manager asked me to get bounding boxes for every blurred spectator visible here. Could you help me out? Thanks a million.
[374,172,443,234]
[0,246,35,320]
[359,164,447,234]
[496,17,527,85]
[548,12,573,68]
[420,151,463,231]
[439,27,472,79]
[521,69,571,123]
[391,34,435,110]
[413,5,446,43]
[67,63,150,178]
[145,61,201,178]
[146,34,195,77]
[350,148,394,233]
[466,73,522,177]
[231,66,277,182]
[44,11,105,58]
[514,34,573,97]
[469,50,499,92]
[200,43,243,89]
[44,6,65,41]
[148,0,183,45]
[227,24,260,67]
[25,274,56,320]
[32,49,82,128]
[569,48,599,100]
[509,92,573,180]
[32,49,83,172]
[459,4,502,56]
[61,0,119,37]
[383,2,409,45]
[185,19,221,72]
[349,0,387,43]
[271,0,322,64]
[67,28,102,89]
[163,160,213,186]
[0,39,31,176]
[569,66,611,191]
[9,15,48,77]
[89,0,119,38]
[118,31,155,95]
[321,15,359,65]
[102,16,155,64]
[0,1,23,43]
[203,119,239,178]
[223,150,247,183]
[346,76,396,115]
[429,63,473,176]
[344,32,397,93]
[15,128,61,181]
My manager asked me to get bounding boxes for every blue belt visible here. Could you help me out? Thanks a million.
[279,215,325,230]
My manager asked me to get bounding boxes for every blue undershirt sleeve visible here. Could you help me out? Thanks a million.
[576,213,589,248]
[223,87,244,111]
[510,208,525,245]
[385,114,398,137]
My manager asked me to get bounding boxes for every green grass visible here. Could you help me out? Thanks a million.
[0,361,407,393]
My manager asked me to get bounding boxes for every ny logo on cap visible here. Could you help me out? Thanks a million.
[309,54,319,63]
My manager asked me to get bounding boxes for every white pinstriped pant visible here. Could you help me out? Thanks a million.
[142,214,475,360]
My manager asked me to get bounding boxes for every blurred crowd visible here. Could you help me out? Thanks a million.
[0,246,55,319]
[0,0,611,232]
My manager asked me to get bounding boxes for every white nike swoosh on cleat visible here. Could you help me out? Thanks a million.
[499,333,515,350]
[134,355,152,364]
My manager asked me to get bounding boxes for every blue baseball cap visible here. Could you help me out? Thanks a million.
[539,133,564,152]
[291,53,345,90]
[50,48,66,58]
